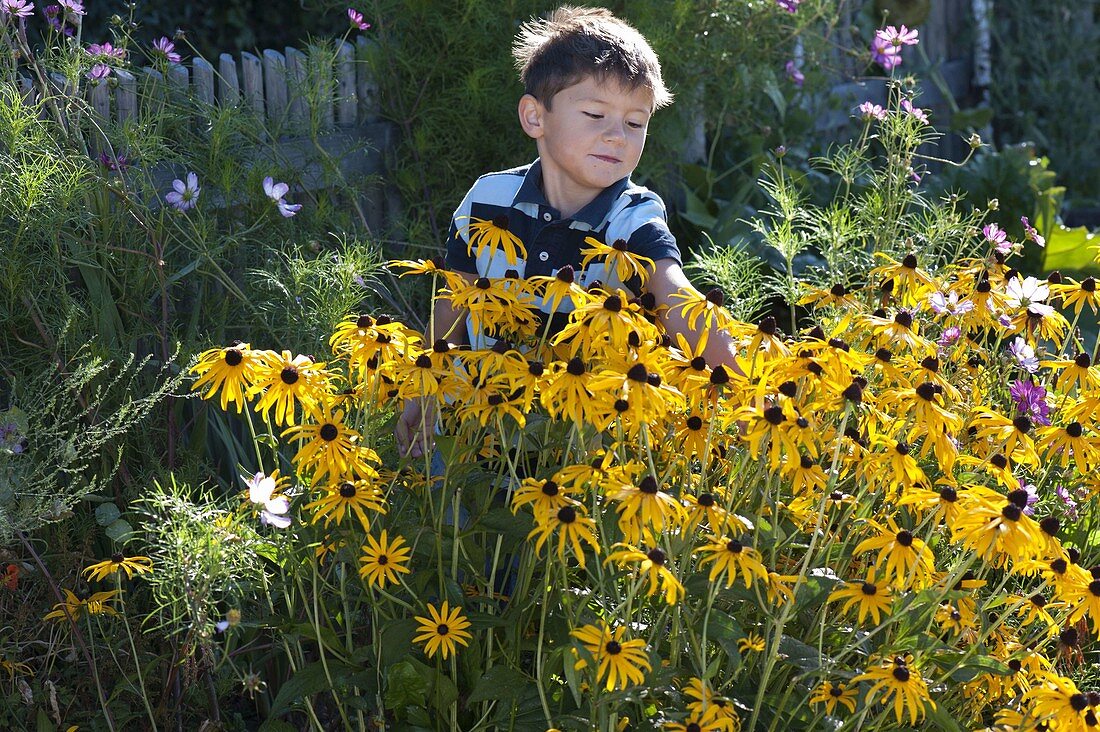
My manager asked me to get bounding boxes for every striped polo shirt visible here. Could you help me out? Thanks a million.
[444,158,681,348]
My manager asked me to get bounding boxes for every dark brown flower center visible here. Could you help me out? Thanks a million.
[566,358,586,376]
[759,316,777,335]
[895,530,914,547]
[705,288,724,306]
[861,582,877,595]
[830,283,847,297]
[541,480,559,496]
[280,367,299,385]
[415,354,433,368]
[726,540,743,553]
[603,295,622,312]
[1076,352,1093,368]
[1001,503,1022,521]
[764,406,785,425]
[697,492,715,507]
[557,506,577,523]
[646,548,666,565]
[892,667,910,682]
[627,364,648,382]
[939,486,958,502]
[339,482,356,498]
[915,382,936,401]
[111,552,124,563]
[639,476,659,495]
[605,640,622,654]
[894,311,913,328]
[437,623,450,635]
[686,416,703,431]
[224,348,243,366]
[902,254,918,268]
[556,265,575,283]
[1067,422,1083,438]
[319,423,339,441]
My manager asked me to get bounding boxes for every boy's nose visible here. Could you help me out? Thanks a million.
[603,122,627,144]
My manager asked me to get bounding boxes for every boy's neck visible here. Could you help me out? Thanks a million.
[537,165,597,220]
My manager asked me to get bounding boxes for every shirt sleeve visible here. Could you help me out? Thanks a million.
[444,186,478,274]
[605,192,682,266]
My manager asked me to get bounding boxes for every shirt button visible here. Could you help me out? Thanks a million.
[538,251,549,261]
[542,212,552,221]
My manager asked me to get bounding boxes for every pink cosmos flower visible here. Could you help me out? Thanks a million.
[263,176,302,218]
[775,0,800,12]
[1021,216,1046,247]
[166,172,200,212]
[244,472,291,529]
[901,99,929,123]
[858,101,887,121]
[983,223,1011,254]
[56,0,82,16]
[929,291,974,317]
[152,36,181,64]
[875,25,919,50]
[87,41,126,60]
[937,325,961,349]
[1008,336,1039,373]
[870,36,901,69]
[785,60,804,88]
[1,0,34,18]
[86,63,111,81]
[347,8,370,31]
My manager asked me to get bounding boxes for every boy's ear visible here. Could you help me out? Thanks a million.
[518,94,545,140]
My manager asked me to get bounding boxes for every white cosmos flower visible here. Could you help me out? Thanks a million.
[1005,276,1054,316]
[243,471,291,528]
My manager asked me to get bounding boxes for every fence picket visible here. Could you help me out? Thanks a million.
[167,63,188,98]
[240,51,263,116]
[316,47,335,129]
[285,46,308,130]
[219,53,240,107]
[336,41,356,126]
[88,79,110,121]
[262,49,288,125]
[115,69,136,122]
[355,36,379,123]
[193,57,215,107]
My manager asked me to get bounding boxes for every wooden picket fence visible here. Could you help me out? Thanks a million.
[16,37,396,229]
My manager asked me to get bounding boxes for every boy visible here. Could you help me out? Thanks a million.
[397,5,740,458]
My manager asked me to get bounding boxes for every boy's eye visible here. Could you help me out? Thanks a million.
[627,121,646,130]
[583,112,603,119]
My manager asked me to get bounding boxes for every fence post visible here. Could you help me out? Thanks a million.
[355,36,379,123]
[335,41,356,126]
[240,51,264,118]
[115,69,136,122]
[263,49,288,128]
[285,46,308,131]
[193,57,215,109]
[219,53,240,108]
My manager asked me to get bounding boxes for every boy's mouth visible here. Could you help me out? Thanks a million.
[591,154,621,164]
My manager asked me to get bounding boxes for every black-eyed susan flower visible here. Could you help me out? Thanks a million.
[44,588,119,622]
[681,677,740,731]
[738,631,765,654]
[799,282,860,310]
[668,286,733,331]
[1050,276,1099,315]
[896,482,963,530]
[1041,352,1100,394]
[529,264,592,314]
[681,490,736,534]
[413,601,473,660]
[662,704,729,732]
[282,403,377,483]
[190,342,263,412]
[952,490,1044,566]
[249,350,329,426]
[852,654,935,725]
[588,355,684,429]
[387,256,447,278]
[554,289,655,358]
[696,536,768,589]
[445,275,537,338]
[304,479,386,531]
[1037,421,1100,475]
[869,252,936,306]
[358,530,412,589]
[1024,671,1092,730]
[580,236,654,286]
[808,679,858,715]
[968,407,1040,468]
[605,543,685,605]
[827,573,894,625]
[853,518,935,589]
[540,357,596,427]
[527,504,600,569]
[460,215,527,266]
[608,475,685,545]
[82,553,153,583]
[510,477,580,520]
[571,622,651,691]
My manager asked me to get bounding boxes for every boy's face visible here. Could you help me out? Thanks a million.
[519,76,652,213]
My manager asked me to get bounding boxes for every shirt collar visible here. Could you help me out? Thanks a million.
[512,158,631,228]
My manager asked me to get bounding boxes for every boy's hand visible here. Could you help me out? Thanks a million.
[395,397,437,459]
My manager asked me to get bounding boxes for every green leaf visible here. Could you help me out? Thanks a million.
[94,502,120,526]
[384,660,428,715]
[707,612,743,670]
[427,667,459,713]
[948,106,995,131]
[379,617,418,669]
[467,665,530,703]
[104,518,134,542]
[923,701,966,731]
[269,659,355,718]
[36,709,55,732]
[778,634,821,671]
[258,721,298,732]
[1042,224,1100,274]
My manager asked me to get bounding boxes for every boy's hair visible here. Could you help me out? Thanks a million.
[513,6,672,110]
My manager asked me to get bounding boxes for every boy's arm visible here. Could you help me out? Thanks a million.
[646,258,742,372]
[395,272,473,458]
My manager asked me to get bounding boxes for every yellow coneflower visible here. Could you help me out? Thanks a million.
[608,474,685,545]
[968,407,1040,468]
[696,536,768,589]
[529,264,592,314]
[662,705,730,732]
[460,215,527,266]
[1037,421,1100,475]
[852,654,935,725]
[605,543,685,605]
[413,601,473,660]
[82,553,153,583]
[579,236,655,285]
[571,622,651,691]
[869,252,936,306]
[249,350,329,426]
[282,403,377,483]
[190,342,264,412]
[1040,352,1100,394]
[1025,671,1092,730]
[509,477,580,520]
[853,517,935,590]
[358,530,412,589]
[1050,276,1100,315]
[827,573,894,625]
[668,286,734,331]
[554,289,655,358]
[808,679,858,715]
[738,631,766,654]
[304,479,386,531]
[952,490,1044,566]
[540,357,597,427]
[44,589,119,622]
[799,282,860,310]
[527,504,601,569]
